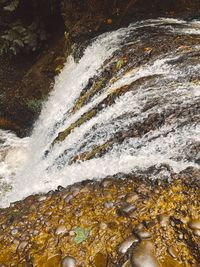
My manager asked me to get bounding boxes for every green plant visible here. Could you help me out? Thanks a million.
[0,20,46,55]
[0,0,60,56]
[26,98,44,113]
[2,0,19,12]
[70,43,79,63]
[116,58,124,70]
[74,226,92,244]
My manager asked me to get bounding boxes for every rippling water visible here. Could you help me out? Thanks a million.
[0,18,200,207]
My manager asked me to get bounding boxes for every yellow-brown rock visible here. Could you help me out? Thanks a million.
[0,168,199,266]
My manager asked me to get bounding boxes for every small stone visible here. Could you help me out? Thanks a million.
[59,219,65,224]
[94,252,107,267]
[17,241,28,251]
[121,260,132,267]
[180,216,190,224]
[118,236,139,254]
[33,230,39,236]
[122,204,136,214]
[167,246,178,259]
[74,209,83,217]
[64,194,74,203]
[55,225,67,235]
[170,221,175,227]
[194,229,200,237]
[80,187,89,193]
[102,180,112,187]
[11,229,18,236]
[47,190,55,196]
[61,256,76,267]
[13,239,19,245]
[72,188,80,197]
[99,222,107,230]
[104,201,114,208]
[57,185,65,191]
[69,230,75,236]
[45,221,51,227]
[38,196,47,202]
[189,219,200,230]
[131,241,161,267]
[178,233,184,240]
[126,193,139,203]
[159,214,169,228]
[137,230,152,240]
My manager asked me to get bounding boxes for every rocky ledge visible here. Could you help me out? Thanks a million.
[0,167,199,266]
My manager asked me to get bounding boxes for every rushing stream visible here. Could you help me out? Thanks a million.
[0,18,200,207]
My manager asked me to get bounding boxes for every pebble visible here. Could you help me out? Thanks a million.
[80,187,90,193]
[102,180,112,187]
[131,241,161,267]
[61,256,76,267]
[121,260,132,267]
[178,233,184,240]
[159,214,169,227]
[45,221,51,227]
[180,216,190,224]
[13,239,19,245]
[17,241,28,251]
[122,204,136,214]
[126,193,139,203]
[33,230,39,236]
[118,236,139,254]
[11,229,18,236]
[57,185,65,191]
[104,201,114,208]
[74,209,83,217]
[137,230,152,240]
[188,219,200,230]
[59,219,65,224]
[72,188,80,197]
[64,194,74,203]
[38,196,47,202]
[47,190,55,196]
[99,222,108,230]
[55,225,67,235]
[194,229,200,237]
[69,230,75,236]
[167,246,178,259]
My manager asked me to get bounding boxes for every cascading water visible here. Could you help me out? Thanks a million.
[0,18,200,207]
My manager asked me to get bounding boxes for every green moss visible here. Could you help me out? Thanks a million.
[70,141,114,164]
[116,58,125,70]
[53,109,97,144]
[72,78,105,114]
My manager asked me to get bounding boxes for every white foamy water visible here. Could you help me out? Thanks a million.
[0,18,200,207]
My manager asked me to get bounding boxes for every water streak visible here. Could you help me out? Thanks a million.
[0,18,200,207]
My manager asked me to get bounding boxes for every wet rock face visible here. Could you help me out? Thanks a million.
[0,169,199,266]
[49,20,200,177]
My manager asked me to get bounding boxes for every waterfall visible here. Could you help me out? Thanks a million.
[0,18,200,207]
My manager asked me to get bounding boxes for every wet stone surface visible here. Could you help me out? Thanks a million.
[0,168,199,266]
